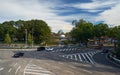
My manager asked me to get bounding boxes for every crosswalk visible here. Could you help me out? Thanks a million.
[54,47,77,52]
[24,64,55,75]
[52,47,93,52]
[60,51,101,64]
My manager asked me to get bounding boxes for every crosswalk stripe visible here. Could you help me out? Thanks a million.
[66,55,69,58]
[74,54,77,60]
[81,54,88,62]
[85,53,94,64]
[88,52,92,57]
[78,54,82,62]
[24,64,55,75]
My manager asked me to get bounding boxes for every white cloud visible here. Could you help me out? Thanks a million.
[97,3,120,26]
[0,0,73,33]
[72,0,118,12]
[72,0,120,26]
[1,0,120,32]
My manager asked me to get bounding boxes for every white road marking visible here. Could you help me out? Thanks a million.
[88,52,92,57]
[74,54,77,60]
[14,63,17,67]
[25,69,52,73]
[81,54,88,62]
[15,66,21,75]
[82,69,92,74]
[66,55,69,59]
[24,72,52,75]
[8,68,12,72]
[24,64,55,75]
[85,53,94,64]
[0,68,4,71]
[78,54,82,62]
[90,52,94,56]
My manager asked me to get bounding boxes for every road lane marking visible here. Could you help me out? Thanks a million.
[88,52,92,57]
[15,66,21,75]
[24,64,55,75]
[24,72,52,75]
[66,55,69,58]
[81,54,88,62]
[74,54,77,60]
[0,68,4,71]
[82,69,92,74]
[78,54,82,62]
[8,68,12,72]
[25,69,52,73]
[85,53,94,64]
[14,63,17,67]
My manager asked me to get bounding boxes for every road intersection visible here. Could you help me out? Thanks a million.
[0,46,120,75]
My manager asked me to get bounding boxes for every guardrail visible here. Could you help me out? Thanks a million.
[108,54,120,64]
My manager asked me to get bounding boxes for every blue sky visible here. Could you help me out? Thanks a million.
[0,0,120,32]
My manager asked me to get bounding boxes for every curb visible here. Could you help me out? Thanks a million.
[108,54,120,64]
[0,48,37,51]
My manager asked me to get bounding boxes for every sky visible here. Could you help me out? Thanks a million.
[0,0,120,33]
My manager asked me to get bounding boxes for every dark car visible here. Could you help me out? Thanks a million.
[13,52,24,58]
[37,47,46,51]
[102,49,109,53]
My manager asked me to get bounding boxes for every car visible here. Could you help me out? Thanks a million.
[13,52,24,58]
[37,47,46,51]
[45,47,54,51]
[101,49,109,53]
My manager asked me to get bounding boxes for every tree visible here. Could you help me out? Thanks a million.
[27,33,32,46]
[4,33,11,45]
[0,24,5,41]
[30,20,51,44]
[70,19,94,46]
[94,23,109,45]
[2,21,17,42]
[0,19,52,45]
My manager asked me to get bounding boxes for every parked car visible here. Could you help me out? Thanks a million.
[13,52,24,58]
[37,47,46,51]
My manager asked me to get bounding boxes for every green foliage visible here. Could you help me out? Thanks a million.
[28,33,32,45]
[4,33,11,44]
[70,19,94,43]
[0,19,51,45]
[94,23,109,37]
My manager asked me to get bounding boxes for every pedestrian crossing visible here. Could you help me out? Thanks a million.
[24,64,55,75]
[60,51,101,64]
[52,47,95,52]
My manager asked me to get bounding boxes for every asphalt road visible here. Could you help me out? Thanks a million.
[0,46,120,75]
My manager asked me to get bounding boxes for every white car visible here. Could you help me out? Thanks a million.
[45,47,54,51]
